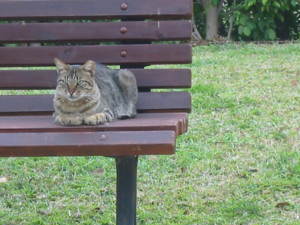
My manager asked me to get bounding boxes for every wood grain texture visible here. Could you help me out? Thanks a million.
[0,92,191,114]
[0,44,192,66]
[0,21,192,43]
[0,0,192,20]
[0,113,188,136]
[0,69,191,89]
[0,130,176,157]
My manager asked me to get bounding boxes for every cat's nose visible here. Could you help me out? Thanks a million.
[68,88,76,96]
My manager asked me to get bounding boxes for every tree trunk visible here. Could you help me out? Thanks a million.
[227,0,236,40]
[205,2,218,40]
[201,0,222,41]
[227,13,234,40]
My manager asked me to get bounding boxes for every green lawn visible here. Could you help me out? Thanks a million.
[1,43,300,225]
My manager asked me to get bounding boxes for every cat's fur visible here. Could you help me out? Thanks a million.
[53,58,138,126]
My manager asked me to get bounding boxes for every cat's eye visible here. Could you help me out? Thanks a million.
[57,79,65,85]
[79,80,91,88]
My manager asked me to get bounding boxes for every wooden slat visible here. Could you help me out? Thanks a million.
[138,92,191,112]
[0,113,188,136]
[0,130,176,157]
[0,44,192,66]
[0,0,192,20]
[0,92,191,114]
[0,69,191,89]
[0,21,192,43]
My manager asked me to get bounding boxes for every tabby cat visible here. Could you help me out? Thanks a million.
[53,58,138,126]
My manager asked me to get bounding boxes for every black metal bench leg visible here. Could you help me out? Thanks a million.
[115,156,138,225]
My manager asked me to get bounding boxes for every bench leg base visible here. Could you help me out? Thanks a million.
[115,156,138,225]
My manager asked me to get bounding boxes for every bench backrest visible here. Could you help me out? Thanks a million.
[0,0,192,115]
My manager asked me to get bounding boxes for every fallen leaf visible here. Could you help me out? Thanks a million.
[276,202,291,208]
[92,168,104,176]
[37,209,51,216]
[291,80,298,87]
[148,155,158,160]
[0,177,8,183]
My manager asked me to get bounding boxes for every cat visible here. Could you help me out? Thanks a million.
[53,58,138,126]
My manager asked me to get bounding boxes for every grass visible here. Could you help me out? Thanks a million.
[1,43,300,224]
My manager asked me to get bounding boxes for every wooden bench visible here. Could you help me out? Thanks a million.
[0,0,193,224]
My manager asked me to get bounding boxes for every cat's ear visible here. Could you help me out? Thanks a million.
[54,58,69,73]
[81,60,96,76]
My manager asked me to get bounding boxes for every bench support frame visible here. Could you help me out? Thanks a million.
[116,156,138,225]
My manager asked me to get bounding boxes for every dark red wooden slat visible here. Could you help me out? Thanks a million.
[0,130,176,157]
[0,113,188,136]
[0,21,192,43]
[0,44,192,66]
[133,69,191,89]
[0,69,191,89]
[0,0,192,20]
[138,92,191,112]
[0,92,191,113]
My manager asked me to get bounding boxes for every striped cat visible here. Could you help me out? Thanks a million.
[53,58,138,126]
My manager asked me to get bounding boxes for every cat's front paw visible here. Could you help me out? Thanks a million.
[54,115,83,126]
[84,113,108,125]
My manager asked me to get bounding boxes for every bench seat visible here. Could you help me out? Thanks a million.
[0,113,188,135]
[0,130,176,157]
[0,113,187,157]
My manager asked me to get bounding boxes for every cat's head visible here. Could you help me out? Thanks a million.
[54,58,97,100]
